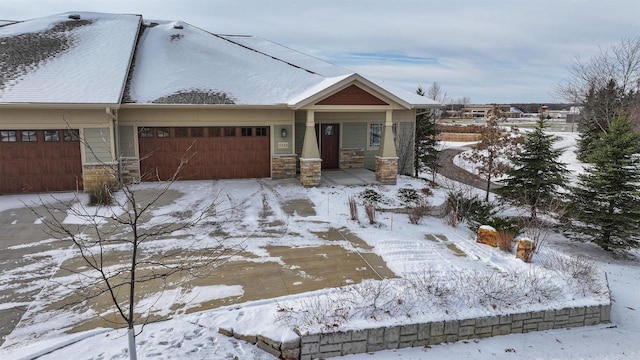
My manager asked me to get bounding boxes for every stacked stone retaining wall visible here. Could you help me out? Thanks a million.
[220,303,611,359]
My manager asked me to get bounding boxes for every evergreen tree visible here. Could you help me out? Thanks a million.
[498,116,569,219]
[567,113,640,251]
[414,86,440,180]
[577,79,628,161]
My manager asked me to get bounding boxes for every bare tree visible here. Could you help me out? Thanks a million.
[462,105,521,201]
[30,144,236,360]
[556,37,640,103]
[426,81,448,104]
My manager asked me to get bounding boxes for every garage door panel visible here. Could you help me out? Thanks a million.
[139,126,270,181]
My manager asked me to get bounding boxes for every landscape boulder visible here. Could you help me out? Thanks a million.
[516,238,535,263]
[476,225,498,247]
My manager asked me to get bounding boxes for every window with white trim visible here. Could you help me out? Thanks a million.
[368,123,382,148]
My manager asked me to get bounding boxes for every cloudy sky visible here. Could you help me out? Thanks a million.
[1,0,638,104]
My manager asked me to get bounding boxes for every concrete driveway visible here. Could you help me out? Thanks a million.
[0,178,395,346]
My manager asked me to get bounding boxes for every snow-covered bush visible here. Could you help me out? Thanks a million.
[537,252,605,296]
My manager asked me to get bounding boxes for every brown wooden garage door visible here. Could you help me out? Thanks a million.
[138,126,270,181]
[0,129,82,194]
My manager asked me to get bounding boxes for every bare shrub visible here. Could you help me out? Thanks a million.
[497,231,515,253]
[343,279,410,320]
[409,200,430,225]
[364,202,376,224]
[405,269,454,306]
[274,294,352,334]
[538,252,604,296]
[348,196,358,221]
[86,171,116,206]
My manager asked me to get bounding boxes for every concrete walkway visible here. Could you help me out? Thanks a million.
[320,168,379,186]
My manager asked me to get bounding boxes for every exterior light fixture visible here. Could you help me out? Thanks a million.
[281,128,288,138]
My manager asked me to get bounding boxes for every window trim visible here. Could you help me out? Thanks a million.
[1,130,17,142]
[367,123,383,149]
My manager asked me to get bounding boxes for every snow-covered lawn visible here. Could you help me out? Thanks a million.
[0,132,637,359]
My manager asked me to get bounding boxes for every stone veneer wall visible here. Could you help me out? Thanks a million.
[272,155,298,179]
[82,164,118,191]
[340,148,365,169]
[120,158,140,184]
[299,158,321,186]
[375,156,398,184]
[219,304,611,360]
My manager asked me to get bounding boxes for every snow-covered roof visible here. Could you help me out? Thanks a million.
[0,12,141,104]
[125,20,353,106]
[0,12,439,108]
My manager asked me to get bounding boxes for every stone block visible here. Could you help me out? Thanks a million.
[417,323,431,340]
[217,327,233,337]
[601,305,612,322]
[512,313,531,321]
[271,155,297,179]
[543,310,556,322]
[281,338,301,350]
[368,328,385,344]
[384,326,401,344]
[257,335,280,349]
[570,307,585,317]
[301,342,319,355]
[492,324,512,336]
[401,324,418,335]
[342,341,367,355]
[445,334,459,343]
[257,341,281,358]
[458,326,475,337]
[301,334,320,344]
[321,332,351,344]
[584,315,601,326]
[476,316,499,327]
[444,320,459,335]
[475,326,492,335]
[319,343,342,353]
[538,322,554,331]
[499,315,513,325]
[367,343,387,352]
[399,341,413,349]
[282,348,300,360]
[430,321,445,336]
[300,158,321,186]
[460,319,475,327]
[430,335,445,344]
[352,330,368,341]
[555,308,570,317]
[400,334,417,343]
[319,350,342,358]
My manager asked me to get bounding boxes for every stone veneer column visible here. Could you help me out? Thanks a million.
[375,156,398,184]
[300,158,322,186]
[375,110,398,184]
[299,110,322,186]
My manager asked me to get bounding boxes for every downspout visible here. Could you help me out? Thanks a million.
[106,107,123,187]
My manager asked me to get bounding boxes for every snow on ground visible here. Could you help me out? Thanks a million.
[1,133,637,359]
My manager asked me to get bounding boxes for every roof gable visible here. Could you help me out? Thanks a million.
[316,84,389,106]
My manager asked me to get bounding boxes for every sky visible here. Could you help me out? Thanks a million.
[1,0,638,104]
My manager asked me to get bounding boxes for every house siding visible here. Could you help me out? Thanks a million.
[118,125,136,158]
[83,128,113,164]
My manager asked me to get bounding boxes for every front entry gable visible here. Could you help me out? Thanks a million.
[316,85,388,106]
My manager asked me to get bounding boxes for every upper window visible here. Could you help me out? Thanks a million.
[63,129,79,142]
[44,130,59,142]
[209,127,222,137]
[191,128,204,137]
[368,123,382,148]
[22,130,37,142]
[255,127,268,137]
[156,128,170,138]
[224,127,236,137]
[175,128,189,138]
[241,127,252,137]
[139,127,154,138]
[324,125,335,136]
[1,130,17,142]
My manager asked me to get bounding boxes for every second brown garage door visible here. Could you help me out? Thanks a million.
[138,126,270,181]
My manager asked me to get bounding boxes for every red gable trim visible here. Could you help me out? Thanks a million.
[316,85,389,106]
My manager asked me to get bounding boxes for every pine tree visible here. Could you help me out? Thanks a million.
[567,113,640,251]
[498,116,569,219]
[414,86,440,180]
